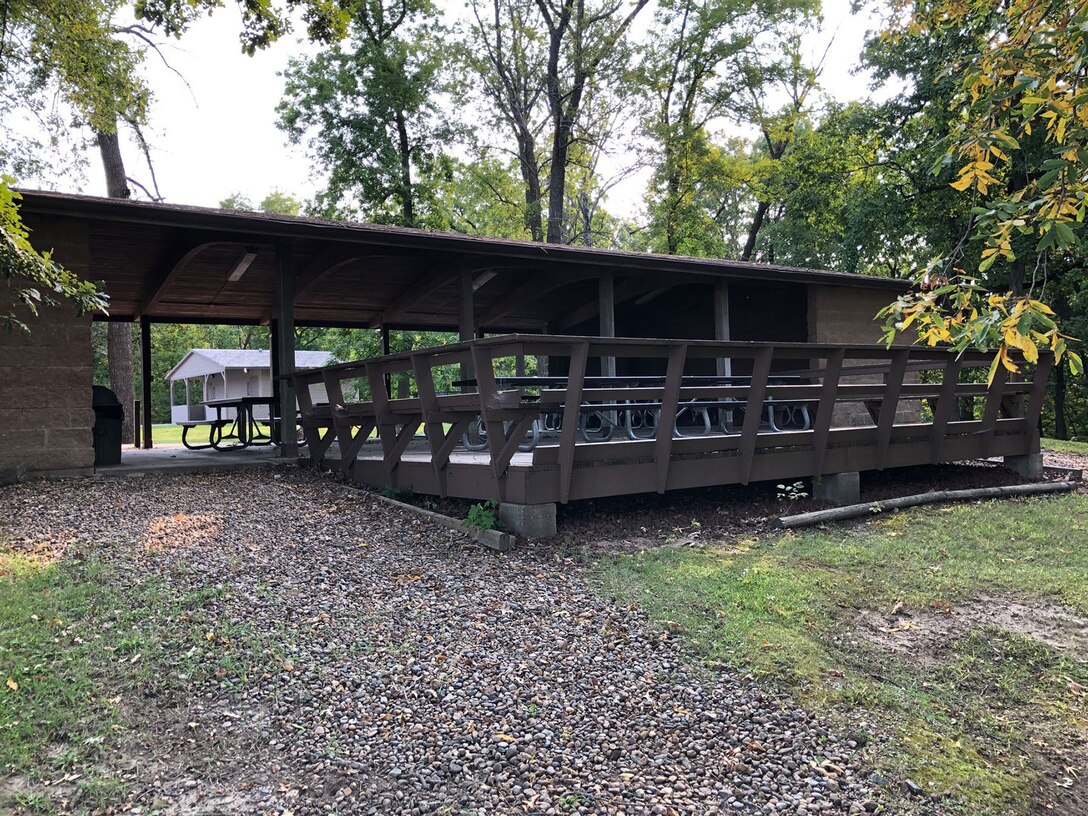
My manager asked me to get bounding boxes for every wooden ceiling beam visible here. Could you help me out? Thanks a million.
[294,252,403,304]
[137,239,242,318]
[369,266,458,328]
[477,272,593,328]
[551,278,663,331]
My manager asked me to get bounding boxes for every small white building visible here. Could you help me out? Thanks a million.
[165,348,334,423]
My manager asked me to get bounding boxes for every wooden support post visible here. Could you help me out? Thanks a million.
[380,323,392,396]
[599,273,616,377]
[459,267,475,383]
[654,344,687,494]
[978,360,1008,456]
[275,241,297,457]
[810,348,845,476]
[874,348,909,469]
[714,281,731,377]
[139,317,153,449]
[738,346,773,485]
[558,342,589,504]
[1026,352,1055,452]
[930,355,964,463]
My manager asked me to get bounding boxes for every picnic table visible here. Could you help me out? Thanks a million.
[452,374,811,451]
[179,397,278,451]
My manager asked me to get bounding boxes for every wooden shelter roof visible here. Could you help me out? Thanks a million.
[18,189,906,330]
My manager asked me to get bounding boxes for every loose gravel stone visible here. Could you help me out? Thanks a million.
[0,467,917,815]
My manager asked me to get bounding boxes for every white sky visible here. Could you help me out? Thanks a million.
[62,0,890,219]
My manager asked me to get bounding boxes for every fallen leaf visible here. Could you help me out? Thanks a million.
[282,662,294,671]
[494,733,517,742]
[5,677,18,692]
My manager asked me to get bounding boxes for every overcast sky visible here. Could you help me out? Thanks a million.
[62,0,889,219]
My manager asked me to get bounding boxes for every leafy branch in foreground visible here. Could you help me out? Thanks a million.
[878,273,1082,383]
[1,180,107,332]
[878,0,1087,378]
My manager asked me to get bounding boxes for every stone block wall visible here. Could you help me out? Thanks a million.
[0,301,95,474]
[807,283,918,428]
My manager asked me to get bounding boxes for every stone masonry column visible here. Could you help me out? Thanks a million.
[499,502,557,540]
[813,471,861,506]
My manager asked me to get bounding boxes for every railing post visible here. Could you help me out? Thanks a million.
[810,348,845,476]
[1025,352,1054,452]
[930,354,964,463]
[654,344,687,494]
[978,358,1009,456]
[738,346,773,485]
[875,348,910,470]
[558,342,589,504]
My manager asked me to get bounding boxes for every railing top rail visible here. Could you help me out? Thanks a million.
[282,333,1043,378]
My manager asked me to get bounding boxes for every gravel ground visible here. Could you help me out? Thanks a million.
[0,468,905,816]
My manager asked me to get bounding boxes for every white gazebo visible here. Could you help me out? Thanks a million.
[165,348,334,424]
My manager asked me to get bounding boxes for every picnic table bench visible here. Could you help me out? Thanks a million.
[183,397,281,451]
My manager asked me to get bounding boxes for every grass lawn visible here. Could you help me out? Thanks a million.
[599,493,1088,816]
[0,544,277,813]
[1042,437,1088,455]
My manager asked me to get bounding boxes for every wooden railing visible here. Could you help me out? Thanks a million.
[290,335,1049,503]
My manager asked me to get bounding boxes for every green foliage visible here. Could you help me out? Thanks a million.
[277,0,453,228]
[133,0,352,54]
[598,493,1088,815]
[873,0,1086,384]
[1,181,107,331]
[774,480,807,503]
[465,499,500,532]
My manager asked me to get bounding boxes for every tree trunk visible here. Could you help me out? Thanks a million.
[394,110,415,227]
[97,131,131,199]
[545,115,572,243]
[107,322,135,443]
[517,137,544,241]
[98,126,136,443]
[741,200,770,261]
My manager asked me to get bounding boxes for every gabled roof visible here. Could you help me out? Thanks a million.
[17,190,907,331]
[165,348,334,381]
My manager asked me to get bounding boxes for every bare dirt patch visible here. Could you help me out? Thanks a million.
[852,595,1088,665]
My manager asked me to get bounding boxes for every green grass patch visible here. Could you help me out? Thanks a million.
[598,494,1088,816]
[1042,437,1088,455]
[0,543,292,812]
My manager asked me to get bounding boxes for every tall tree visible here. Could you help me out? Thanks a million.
[638,0,816,256]
[278,0,451,227]
[536,0,648,243]
[462,0,549,240]
[462,0,647,244]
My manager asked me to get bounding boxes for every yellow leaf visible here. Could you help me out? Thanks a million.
[949,174,974,192]
[5,677,17,692]
[1028,299,1055,315]
[494,733,518,742]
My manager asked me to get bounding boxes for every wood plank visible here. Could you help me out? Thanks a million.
[739,347,774,484]
[558,342,589,504]
[930,355,964,462]
[875,348,910,469]
[811,348,844,476]
[654,344,687,494]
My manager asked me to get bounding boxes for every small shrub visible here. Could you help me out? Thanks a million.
[465,499,500,531]
[776,481,809,503]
